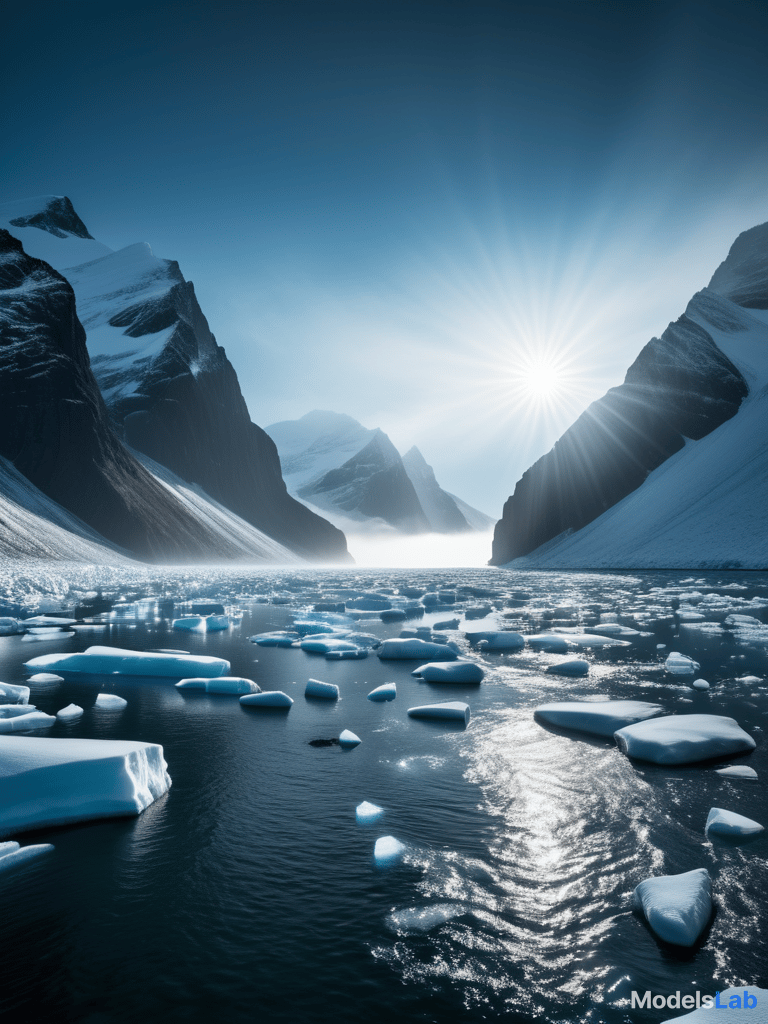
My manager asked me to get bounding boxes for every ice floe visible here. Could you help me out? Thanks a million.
[0,841,54,872]
[305,679,340,700]
[0,736,171,835]
[377,638,458,660]
[665,652,701,676]
[0,682,30,704]
[633,867,712,946]
[545,659,590,677]
[715,765,758,779]
[249,631,300,647]
[94,694,128,709]
[356,801,384,822]
[56,703,84,721]
[176,676,261,694]
[407,701,470,725]
[367,683,396,701]
[534,700,664,737]
[0,711,56,733]
[705,807,764,837]
[692,679,711,690]
[615,714,756,764]
[339,729,361,748]
[374,835,406,865]
[25,646,230,678]
[239,690,293,707]
[412,661,484,683]
[467,631,525,651]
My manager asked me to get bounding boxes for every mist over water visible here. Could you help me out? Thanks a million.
[346,529,496,568]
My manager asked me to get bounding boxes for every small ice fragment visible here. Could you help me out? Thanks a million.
[545,659,589,677]
[374,835,406,865]
[305,679,340,700]
[526,634,570,653]
[377,638,458,661]
[656,644,666,650]
[368,683,396,702]
[239,690,293,707]
[407,701,470,725]
[632,867,712,946]
[0,682,30,704]
[705,807,764,837]
[56,704,84,721]
[339,729,361,748]
[412,661,484,683]
[176,676,260,694]
[692,679,710,690]
[468,631,524,651]
[715,765,757,780]
[0,843,54,872]
[249,632,299,647]
[27,673,63,684]
[356,801,384,822]
[0,711,56,732]
[665,652,700,676]
[94,694,127,709]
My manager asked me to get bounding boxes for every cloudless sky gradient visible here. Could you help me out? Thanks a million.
[3,0,768,515]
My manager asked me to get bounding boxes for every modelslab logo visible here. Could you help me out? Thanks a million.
[631,990,759,1010]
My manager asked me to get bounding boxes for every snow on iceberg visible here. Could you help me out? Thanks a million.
[614,714,756,764]
[0,711,56,733]
[239,691,293,708]
[377,638,458,661]
[94,694,128,709]
[0,682,30,704]
[56,704,84,721]
[0,736,171,836]
[0,841,54,872]
[407,701,470,725]
[545,659,590,677]
[367,683,396,701]
[633,867,712,946]
[665,652,701,676]
[715,765,757,780]
[356,801,384,822]
[534,700,664,737]
[339,729,361,748]
[412,661,484,683]
[305,678,340,700]
[25,646,230,678]
[374,835,406,866]
[176,676,260,695]
[705,807,764,838]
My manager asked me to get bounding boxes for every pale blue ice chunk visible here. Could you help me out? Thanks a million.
[0,711,56,732]
[407,701,470,725]
[715,765,757,779]
[56,704,84,721]
[633,868,712,946]
[240,691,293,707]
[305,679,340,700]
[249,632,300,647]
[0,705,38,718]
[378,638,458,661]
[339,729,361,748]
[368,683,396,701]
[94,694,127,709]
[545,660,590,677]
[615,714,755,764]
[412,661,484,683]
[0,682,30,704]
[176,676,260,694]
[356,801,384,822]
[25,646,230,678]
[0,843,54,872]
[535,700,663,737]
[374,835,406,865]
[706,807,764,837]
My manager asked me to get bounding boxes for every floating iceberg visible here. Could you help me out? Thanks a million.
[715,765,758,780]
[0,682,30,704]
[0,736,171,835]
[407,701,470,725]
[367,683,396,701]
[412,661,484,683]
[665,652,701,676]
[633,867,712,946]
[468,631,525,652]
[545,659,590,677]
[176,676,260,695]
[356,801,384,822]
[239,691,294,708]
[0,711,56,733]
[374,835,406,866]
[0,841,54,872]
[94,694,128,709]
[692,679,711,690]
[534,700,664,737]
[339,729,361,748]
[300,637,357,653]
[172,614,229,632]
[305,678,340,700]
[615,714,756,764]
[705,807,764,838]
[26,673,62,684]
[25,646,230,678]
[377,638,458,661]
[525,634,570,653]
[249,632,299,647]
[56,703,84,721]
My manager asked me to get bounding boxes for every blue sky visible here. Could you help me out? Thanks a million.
[3,0,768,515]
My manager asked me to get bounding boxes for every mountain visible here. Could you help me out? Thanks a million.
[491,222,768,569]
[0,196,350,563]
[266,410,492,534]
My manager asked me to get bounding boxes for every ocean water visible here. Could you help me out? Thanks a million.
[1,565,767,1024]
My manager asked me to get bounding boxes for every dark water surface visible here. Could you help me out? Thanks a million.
[1,567,767,1024]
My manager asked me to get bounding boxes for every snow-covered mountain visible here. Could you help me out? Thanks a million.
[492,222,768,569]
[0,196,350,563]
[266,410,492,534]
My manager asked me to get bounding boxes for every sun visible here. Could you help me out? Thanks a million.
[522,361,562,397]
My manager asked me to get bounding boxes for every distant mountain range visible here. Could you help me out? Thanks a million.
[266,410,494,535]
[0,196,350,563]
[491,221,768,570]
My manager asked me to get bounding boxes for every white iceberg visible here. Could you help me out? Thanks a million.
[356,801,384,822]
[374,835,406,865]
[0,736,171,835]
[557,632,632,648]
[534,700,664,737]
[0,682,30,704]
[176,676,260,695]
[0,842,54,872]
[633,867,712,946]
[56,704,84,721]
[367,683,396,702]
[692,679,711,690]
[94,694,128,709]
[615,714,756,764]
[339,729,361,748]
[412,661,484,683]
[171,616,206,631]
[300,637,358,653]
[545,659,590,677]
[305,678,340,700]
[525,634,570,653]
[665,652,701,676]
[705,807,764,837]
[377,638,458,661]
[249,631,299,647]
[0,711,56,733]
[468,631,525,651]
[239,691,294,708]
[407,701,470,725]
[26,673,63,684]
[715,765,757,780]
[25,646,230,678]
